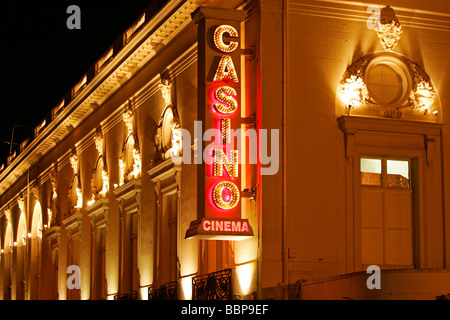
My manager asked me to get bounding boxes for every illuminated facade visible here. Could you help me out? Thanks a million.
[1,0,449,300]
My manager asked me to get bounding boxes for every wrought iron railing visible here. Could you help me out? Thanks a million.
[114,290,139,300]
[148,281,178,300]
[192,269,232,300]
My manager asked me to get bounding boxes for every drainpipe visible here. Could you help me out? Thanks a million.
[26,169,30,300]
[281,0,289,292]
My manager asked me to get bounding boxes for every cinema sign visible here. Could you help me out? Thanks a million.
[185,7,254,240]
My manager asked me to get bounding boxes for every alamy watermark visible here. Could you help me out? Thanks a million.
[366,265,381,290]
[67,265,81,290]
[66,5,81,30]
[366,5,381,30]
[170,122,279,176]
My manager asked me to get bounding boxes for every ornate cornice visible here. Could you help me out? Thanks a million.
[289,1,450,32]
[0,0,199,195]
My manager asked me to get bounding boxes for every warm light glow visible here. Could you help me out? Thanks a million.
[87,197,95,207]
[171,126,183,158]
[213,55,239,83]
[181,277,193,300]
[214,149,238,177]
[118,159,125,187]
[212,181,240,210]
[414,80,435,114]
[341,75,367,109]
[47,209,52,228]
[100,170,109,196]
[214,25,239,53]
[75,187,83,208]
[213,86,238,114]
[235,263,255,296]
[130,148,142,179]
[140,288,148,300]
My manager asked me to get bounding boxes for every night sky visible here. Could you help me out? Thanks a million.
[0,0,167,167]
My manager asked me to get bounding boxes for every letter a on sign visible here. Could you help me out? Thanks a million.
[67,265,81,289]
[366,265,381,289]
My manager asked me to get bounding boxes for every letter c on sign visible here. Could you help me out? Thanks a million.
[214,25,239,53]
[203,220,211,231]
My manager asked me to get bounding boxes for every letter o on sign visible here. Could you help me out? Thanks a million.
[213,181,240,210]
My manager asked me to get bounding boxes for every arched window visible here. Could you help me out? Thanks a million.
[15,213,27,300]
[2,223,12,300]
[30,202,43,299]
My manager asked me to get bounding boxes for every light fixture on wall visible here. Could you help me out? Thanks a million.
[340,75,367,115]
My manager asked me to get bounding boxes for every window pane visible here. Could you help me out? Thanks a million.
[386,160,409,188]
[361,158,382,186]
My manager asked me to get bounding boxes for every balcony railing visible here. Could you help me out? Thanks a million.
[114,290,139,300]
[192,269,232,300]
[148,281,178,300]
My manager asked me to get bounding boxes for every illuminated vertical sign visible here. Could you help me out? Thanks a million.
[185,7,253,240]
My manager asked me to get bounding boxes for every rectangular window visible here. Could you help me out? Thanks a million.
[361,157,410,189]
[361,158,382,186]
[386,159,410,188]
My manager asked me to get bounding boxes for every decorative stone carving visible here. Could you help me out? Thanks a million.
[18,197,24,213]
[70,153,78,174]
[47,209,53,228]
[159,79,172,106]
[47,164,61,227]
[408,61,436,114]
[69,149,83,211]
[155,106,181,162]
[49,169,57,200]
[122,105,134,135]
[90,126,109,204]
[339,53,438,120]
[4,208,11,224]
[117,103,141,188]
[94,128,104,156]
[374,6,403,51]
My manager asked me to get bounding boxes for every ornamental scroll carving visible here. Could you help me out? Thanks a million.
[155,78,182,164]
[339,53,438,120]
[117,102,142,188]
[338,5,440,121]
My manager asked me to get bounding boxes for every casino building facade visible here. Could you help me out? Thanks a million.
[1,0,449,300]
